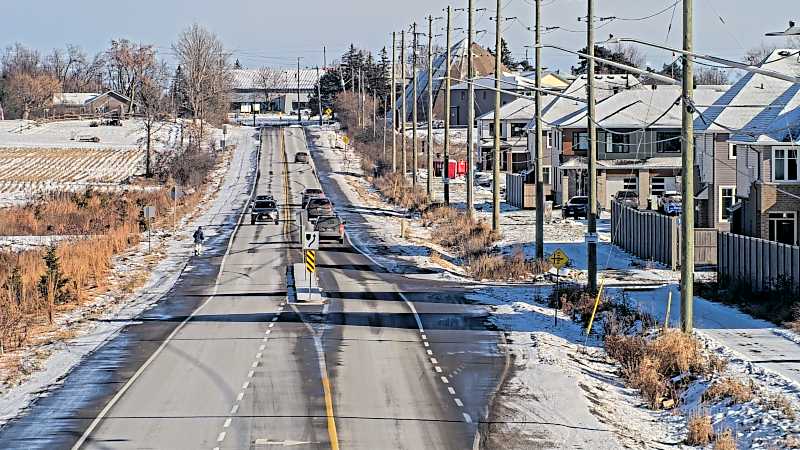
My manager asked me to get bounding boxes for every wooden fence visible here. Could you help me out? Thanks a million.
[610,202,718,270]
[718,232,800,294]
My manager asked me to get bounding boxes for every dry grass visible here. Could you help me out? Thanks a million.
[713,429,737,450]
[781,435,800,448]
[686,412,715,446]
[373,172,428,212]
[468,251,548,281]
[762,393,796,420]
[703,378,756,405]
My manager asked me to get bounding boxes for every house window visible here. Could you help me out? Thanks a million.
[542,166,551,185]
[769,212,797,245]
[720,186,736,222]
[623,177,637,191]
[511,123,526,137]
[773,148,799,182]
[607,132,630,153]
[656,131,681,153]
[547,132,553,149]
[574,132,589,151]
[728,143,737,160]
[651,177,666,197]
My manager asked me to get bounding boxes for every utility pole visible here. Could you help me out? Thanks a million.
[681,0,695,333]
[412,22,419,189]
[383,99,388,160]
[323,45,327,69]
[391,32,397,172]
[297,57,302,123]
[426,15,435,200]
[444,5,452,205]
[401,31,408,177]
[316,66,323,126]
[587,0,598,293]
[534,0,544,259]
[492,0,501,231]
[466,0,475,216]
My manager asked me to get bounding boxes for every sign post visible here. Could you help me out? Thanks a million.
[143,206,157,254]
[169,186,182,232]
[547,248,570,325]
[303,231,319,300]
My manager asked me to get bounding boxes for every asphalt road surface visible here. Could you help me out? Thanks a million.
[0,126,505,450]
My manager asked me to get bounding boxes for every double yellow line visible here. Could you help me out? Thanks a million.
[279,128,340,450]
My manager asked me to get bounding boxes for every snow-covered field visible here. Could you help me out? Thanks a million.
[0,119,181,149]
[0,126,258,426]
[308,126,800,448]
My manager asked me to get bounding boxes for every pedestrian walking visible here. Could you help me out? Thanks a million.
[193,226,205,256]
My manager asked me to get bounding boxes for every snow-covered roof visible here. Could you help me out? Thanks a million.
[695,49,800,144]
[451,72,537,91]
[559,85,728,129]
[560,155,682,170]
[52,93,100,106]
[230,68,321,91]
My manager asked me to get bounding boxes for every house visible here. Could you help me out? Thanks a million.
[51,91,135,117]
[553,83,728,209]
[697,49,800,245]
[229,68,322,114]
[450,72,541,127]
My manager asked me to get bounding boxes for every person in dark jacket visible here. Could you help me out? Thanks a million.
[193,226,205,256]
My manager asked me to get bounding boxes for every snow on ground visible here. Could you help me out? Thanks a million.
[0,119,181,149]
[0,126,258,426]
[309,125,800,448]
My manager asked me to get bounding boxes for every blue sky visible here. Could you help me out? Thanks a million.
[1,0,796,72]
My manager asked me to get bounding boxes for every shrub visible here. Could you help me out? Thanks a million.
[703,378,756,405]
[686,412,714,446]
[713,429,737,450]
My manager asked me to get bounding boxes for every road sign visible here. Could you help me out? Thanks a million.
[324,108,333,116]
[169,186,182,201]
[253,103,261,112]
[303,231,319,250]
[305,250,316,273]
[548,248,569,270]
[143,206,156,219]
[240,104,251,113]
[342,135,350,146]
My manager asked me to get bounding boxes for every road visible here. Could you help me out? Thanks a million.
[0,126,505,450]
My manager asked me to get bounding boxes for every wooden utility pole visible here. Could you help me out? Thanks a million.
[534,0,544,260]
[401,31,408,177]
[316,66,323,126]
[426,15,435,199]
[444,6,452,205]
[492,0,501,231]
[681,0,695,332]
[391,32,397,172]
[587,0,598,293]
[412,22,419,189]
[297,57,302,122]
[466,0,475,216]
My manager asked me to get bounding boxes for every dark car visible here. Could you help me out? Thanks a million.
[295,151,310,163]
[301,188,324,208]
[305,197,333,220]
[315,215,345,244]
[614,190,640,209]
[564,196,589,219]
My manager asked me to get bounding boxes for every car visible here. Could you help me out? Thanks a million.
[614,190,640,209]
[474,173,492,188]
[314,215,345,244]
[250,195,278,225]
[564,196,589,219]
[301,188,324,208]
[295,151,310,163]
[658,191,682,215]
[305,197,333,220]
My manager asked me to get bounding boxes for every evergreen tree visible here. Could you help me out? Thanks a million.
[488,39,518,70]
[572,45,642,75]
[340,44,365,92]
[38,246,71,323]
[170,65,191,118]
[233,59,242,69]
[308,67,344,115]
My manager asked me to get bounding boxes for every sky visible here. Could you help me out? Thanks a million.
[1,0,797,73]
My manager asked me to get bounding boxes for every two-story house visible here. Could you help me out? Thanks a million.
[555,84,727,209]
[698,49,800,245]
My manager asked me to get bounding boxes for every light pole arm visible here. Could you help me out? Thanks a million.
[537,44,680,85]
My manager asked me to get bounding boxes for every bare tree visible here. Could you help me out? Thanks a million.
[138,62,170,177]
[106,40,157,113]
[5,72,61,119]
[254,67,283,110]
[172,24,232,143]
[695,67,729,85]
[743,43,778,66]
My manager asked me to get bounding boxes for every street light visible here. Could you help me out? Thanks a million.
[602,35,800,84]
[766,21,800,36]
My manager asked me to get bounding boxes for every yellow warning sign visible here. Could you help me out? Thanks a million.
[548,249,569,269]
[305,250,316,273]
[342,135,350,146]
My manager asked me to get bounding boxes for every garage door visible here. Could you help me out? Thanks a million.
[606,175,636,208]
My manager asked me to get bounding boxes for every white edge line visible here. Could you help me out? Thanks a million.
[70,137,260,450]
[217,431,227,442]
[463,413,472,424]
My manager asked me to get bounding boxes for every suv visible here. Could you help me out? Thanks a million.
[315,215,345,244]
[301,188,324,208]
[658,191,682,216]
[305,197,333,220]
[564,196,589,219]
[614,190,639,209]
[251,195,279,225]
[295,151,310,163]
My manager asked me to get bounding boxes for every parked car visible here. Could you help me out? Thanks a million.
[301,188,324,208]
[251,194,278,225]
[305,197,333,220]
[614,190,640,209]
[474,172,492,188]
[658,191,682,215]
[564,196,589,219]
[295,151,310,163]
[315,215,345,244]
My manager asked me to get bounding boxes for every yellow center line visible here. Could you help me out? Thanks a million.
[280,128,339,450]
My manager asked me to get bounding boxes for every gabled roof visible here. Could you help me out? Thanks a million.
[86,91,132,104]
[52,93,100,106]
[695,49,800,144]
[451,72,537,91]
[560,155,682,170]
[231,68,321,91]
